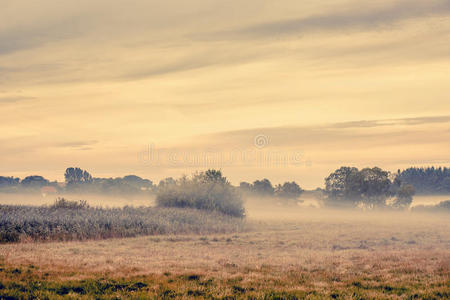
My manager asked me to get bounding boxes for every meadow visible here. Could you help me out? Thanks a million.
[0,199,449,299]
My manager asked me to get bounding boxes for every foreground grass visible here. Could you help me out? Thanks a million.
[0,250,448,299]
[0,205,245,243]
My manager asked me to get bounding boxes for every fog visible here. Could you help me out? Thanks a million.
[0,193,155,208]
[0,192,446,219]
[244,195,449,223]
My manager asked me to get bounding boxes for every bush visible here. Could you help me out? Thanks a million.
[51,197,88,209]
[156,170,245,217]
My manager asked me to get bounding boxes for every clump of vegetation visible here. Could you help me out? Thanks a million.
[0,200,245,243]
[50,197,88,209]
[156,170,245,217]
[324,166,415,209]
[239,179,304,205]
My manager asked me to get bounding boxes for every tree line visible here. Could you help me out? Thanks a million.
[397,167,450,194]
[0,168,154,195]
[1,166,449,210]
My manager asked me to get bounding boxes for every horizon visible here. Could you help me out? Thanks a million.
[2,164,450,190]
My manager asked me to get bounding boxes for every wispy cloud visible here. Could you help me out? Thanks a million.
[0,15,91,55]
[183,115,450,150]
[55,140,98,149]
[0,137,99,155]
[211,0,450,39]
[118,45,272,81]
[0,96,35,104]
[332,116,450,129]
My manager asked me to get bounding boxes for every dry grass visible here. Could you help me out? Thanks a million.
[0,205,449,299]
[0,205,245,243]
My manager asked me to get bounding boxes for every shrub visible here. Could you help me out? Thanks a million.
[156,170,245,217]
[51,197,88,209]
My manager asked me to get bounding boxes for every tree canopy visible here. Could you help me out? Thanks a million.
[64,167,93,185]
[325,166,415,209]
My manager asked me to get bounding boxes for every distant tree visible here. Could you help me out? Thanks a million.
[252,179,274,196]
[158,177,176,188]
[122,175,153,190]
[325,166,414,209]
[199,169,227,184]
[84,174,155,195]
[239,181,252,190]
[0,176,20,187]
[442,177,450,193]
[325,167,362,206]
[359,167,392,207]
[64,167,93,192]
[275,181,303,201]
[21,176,49,188]
[64,167,93,185]
[397,167,450,194]
[91,177,139,195]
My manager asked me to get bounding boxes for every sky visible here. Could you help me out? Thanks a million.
[1,0,450,188]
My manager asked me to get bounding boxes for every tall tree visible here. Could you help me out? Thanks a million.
[64,167,93,184]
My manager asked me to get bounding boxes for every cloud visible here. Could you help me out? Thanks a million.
[398,116,450,125]
[0,137,99,155]
[0,15,91,55]
[332,116,450,129]
[181,115,450,151]
[119,55,220,81]
[55,140,98,149]
[212,0,450,39]
[1,0,449,86]
[118,44,271,81]
[0,96,35,104]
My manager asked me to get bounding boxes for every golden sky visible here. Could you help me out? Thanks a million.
[1,0,450,188]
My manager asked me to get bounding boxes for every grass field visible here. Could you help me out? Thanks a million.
[0,203,449,299]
